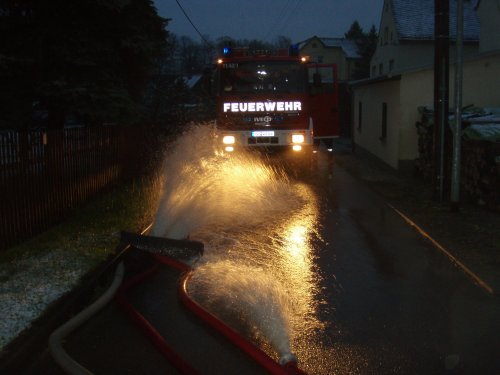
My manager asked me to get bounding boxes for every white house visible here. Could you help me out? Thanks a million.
[476,0,500,53]
[351,0,500,171]
[370,0,480,77]
[298,36,361,82]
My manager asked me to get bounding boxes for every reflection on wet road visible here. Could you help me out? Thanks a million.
[152,126,500,374]
[188,182,323,365]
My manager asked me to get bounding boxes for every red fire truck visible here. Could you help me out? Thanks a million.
[215,46,339,155]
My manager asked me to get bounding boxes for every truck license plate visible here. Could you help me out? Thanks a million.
[252,131,275,137]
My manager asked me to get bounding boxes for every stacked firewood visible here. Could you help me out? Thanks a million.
[462,139,500,209]
[414,106,500,210]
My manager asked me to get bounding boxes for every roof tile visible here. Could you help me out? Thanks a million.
[391,0,479,41]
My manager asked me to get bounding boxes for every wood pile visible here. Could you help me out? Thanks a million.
[462,141,500,209]
[414,106,500,210]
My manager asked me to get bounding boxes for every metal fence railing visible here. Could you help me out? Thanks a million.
[0,126,158,252]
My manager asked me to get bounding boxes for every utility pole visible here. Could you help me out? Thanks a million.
[433,0,450,202]
[451,0,464,211]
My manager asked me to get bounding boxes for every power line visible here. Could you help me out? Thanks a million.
[174,0,210,45]
[263,0,303,42]
[275,0,303,38]
[262,0,294,41]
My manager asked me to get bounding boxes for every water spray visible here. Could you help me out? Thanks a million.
[280,352,306,374]
[148,124,310,372]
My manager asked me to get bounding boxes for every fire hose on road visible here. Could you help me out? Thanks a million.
[48,262,126,375]
[48,230,306,374]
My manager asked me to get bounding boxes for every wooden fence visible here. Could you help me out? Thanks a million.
[0,126,155,252]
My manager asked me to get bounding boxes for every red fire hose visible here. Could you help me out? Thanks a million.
[115,262,200,375]
[178,270,305,375]
[117,252,306,374]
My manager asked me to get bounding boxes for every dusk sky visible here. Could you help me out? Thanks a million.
[153,0,385,43]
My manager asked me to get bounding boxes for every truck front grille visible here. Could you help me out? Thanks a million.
[247,137,279,145]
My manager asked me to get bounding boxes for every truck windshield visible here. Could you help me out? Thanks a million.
[219,61,306,94]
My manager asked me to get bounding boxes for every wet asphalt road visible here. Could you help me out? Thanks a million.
[301,158,500,374]
[20,149,500,375]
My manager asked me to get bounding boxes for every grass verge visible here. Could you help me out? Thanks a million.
[0,175,162,350]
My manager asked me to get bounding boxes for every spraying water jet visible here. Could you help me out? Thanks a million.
[148,124,313,372]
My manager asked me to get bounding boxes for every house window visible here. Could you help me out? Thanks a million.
[384,27,389,44]
[389,59,394,72]
[381,102,387,140]
[317,56,323,63]
[372,65,376,77]
[358,101,363,131]
[379,63,383,75]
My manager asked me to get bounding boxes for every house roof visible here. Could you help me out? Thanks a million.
[182,74,202,89]
[390,0,480,41]
[298,36,361,59]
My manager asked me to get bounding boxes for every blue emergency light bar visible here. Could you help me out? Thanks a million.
[289,44,300,56]
[220,45,301,58]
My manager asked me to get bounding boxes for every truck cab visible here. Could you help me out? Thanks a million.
[215,47,339,155]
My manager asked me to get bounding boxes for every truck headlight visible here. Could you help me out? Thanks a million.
[292,134,305,144]
[223,135,236,144]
